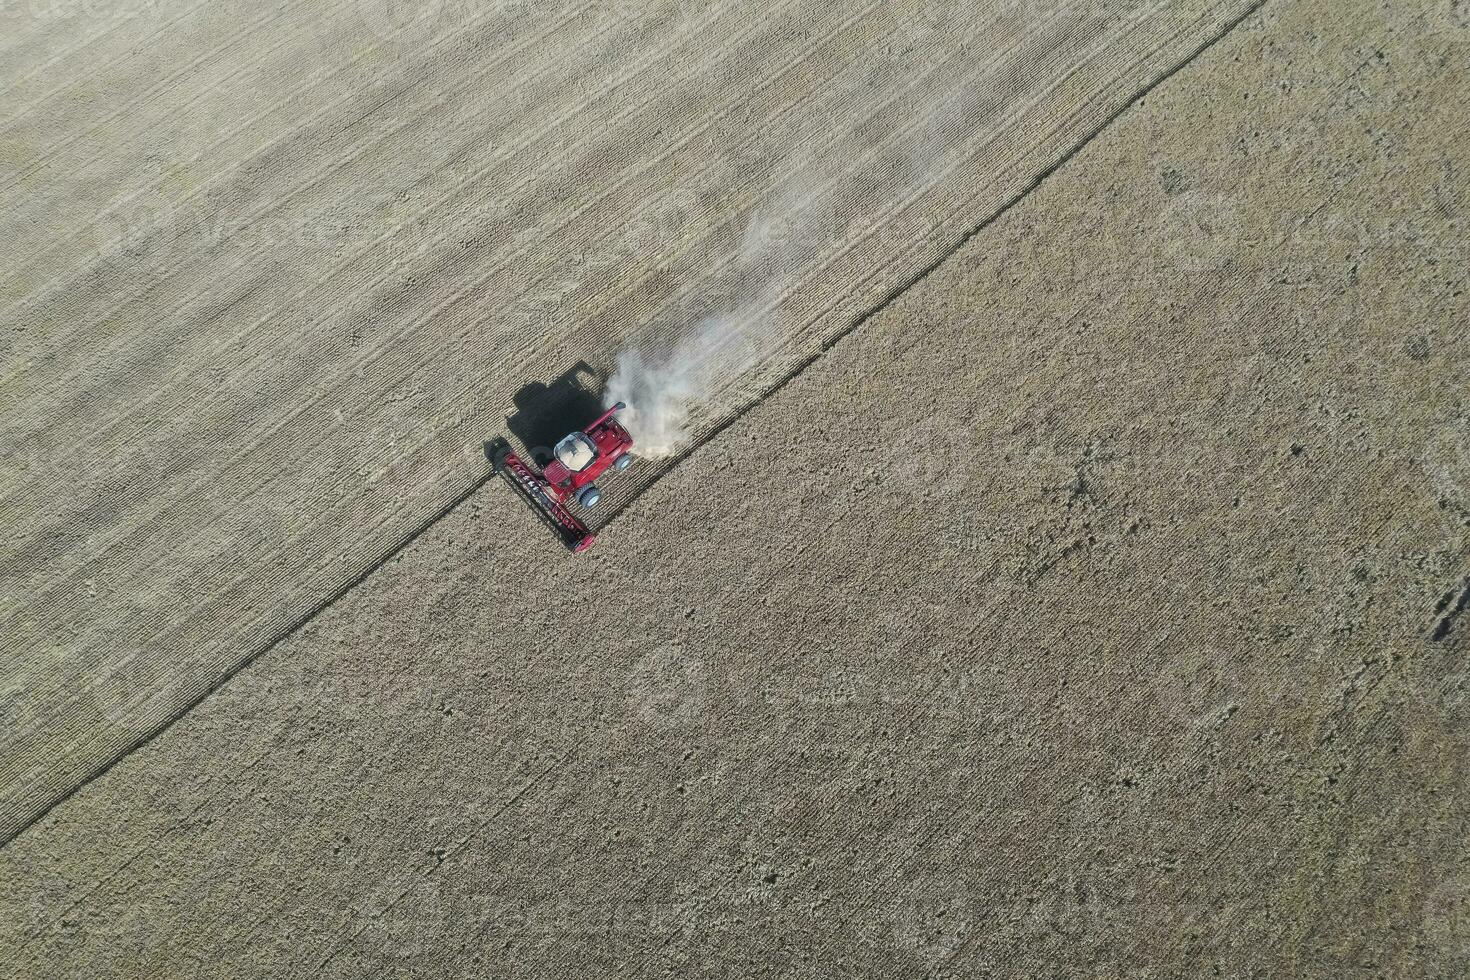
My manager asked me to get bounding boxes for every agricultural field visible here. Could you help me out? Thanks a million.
[2,0,1467,976]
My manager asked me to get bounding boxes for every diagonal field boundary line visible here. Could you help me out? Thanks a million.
[0,477,495,848]
[0,0,1269,850]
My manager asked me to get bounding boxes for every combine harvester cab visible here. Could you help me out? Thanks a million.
[496,402,634,553]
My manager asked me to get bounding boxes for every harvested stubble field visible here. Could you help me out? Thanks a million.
[2,0,1468,977]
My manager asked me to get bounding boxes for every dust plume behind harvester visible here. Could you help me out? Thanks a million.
[602,189,813,461]
[602,303,767,460]
[498,77,981,552]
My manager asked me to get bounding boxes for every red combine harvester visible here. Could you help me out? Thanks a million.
[496,402,634,553]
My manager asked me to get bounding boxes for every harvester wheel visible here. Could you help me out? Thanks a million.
[577,485,602,508]
[613,453,633,471]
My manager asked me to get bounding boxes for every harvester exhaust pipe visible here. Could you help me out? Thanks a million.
[584,401,626,431]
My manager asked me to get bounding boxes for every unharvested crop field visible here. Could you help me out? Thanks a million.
[2,0,1468,976]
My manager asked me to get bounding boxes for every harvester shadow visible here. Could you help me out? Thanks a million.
[487,360,610,552]
[504,360,605,463]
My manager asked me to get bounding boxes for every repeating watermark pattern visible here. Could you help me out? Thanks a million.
[86,649,171,728]
[1284,205,1469,287]
[883,879,1197,972]
[505,896,696,940]
[1418,653,1470,727]
[90,196,386,263]
[353,0,475,43]
[764,661,991,723]
[1156,189,1242,273]
[1433,0,1470,32]
[1425,418,1470,537]
[606,186,705,266]
[625,644,707,730]
[1151,642,1253,738]
[600,0,704,24]
[893,0,962,46]
[3,0,162,22]
[0,648,62,742]
[90,195,172,260]
[885,893,975,970]
[83,183,716,312]
[355,877,457,960]
[995,0,1162,25]
[351,0,697,45]
[876,413,976,498]
[1421,871,1470,970]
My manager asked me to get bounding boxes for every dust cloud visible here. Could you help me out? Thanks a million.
[605,59,981,459]
[604,192,812,458]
